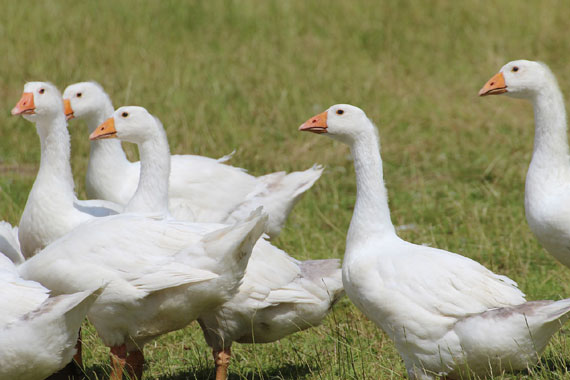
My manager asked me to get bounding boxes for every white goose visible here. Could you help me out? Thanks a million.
[91,106,345,380]
[0,253,100,380]
[19,208,266,380]
[11,82,122,258]
[299,104,570,379]
[479,60,570,268]
[17,89,267,380]
[62,81,323,238]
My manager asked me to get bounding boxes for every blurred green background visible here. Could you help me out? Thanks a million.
[2,1,570,378]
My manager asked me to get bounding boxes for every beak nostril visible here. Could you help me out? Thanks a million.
[490,82,495,86]
[312,119,317,123]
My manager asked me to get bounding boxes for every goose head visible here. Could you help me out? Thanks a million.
[63,82,112,123]
[89,106,159,144]
[299,104,372,144]
[479,60,556,99]
[11,82,64,122]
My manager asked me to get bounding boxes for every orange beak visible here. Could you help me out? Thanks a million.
[89,117,117,140]
[299,110,328,134]
[63,99,74,121]
[11,92,35,116]
[479,72,507,96]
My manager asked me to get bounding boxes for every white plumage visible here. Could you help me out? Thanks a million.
[11,82,122,259]
[0,254,100,380]
[199,239,344,346]
[18,209,266,379]
[63,82,322,238]
[90,106,344,379]
[300,104,570,379]
[0,221,23,265]
[480,60,570,269]
[13,83,269,379]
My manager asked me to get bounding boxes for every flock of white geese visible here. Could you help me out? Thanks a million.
[2,59,570,380]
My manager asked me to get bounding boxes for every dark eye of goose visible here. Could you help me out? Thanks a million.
[39,88,45,94]
[77,92,82,98]
[336,109,344,115]
[121,112,129,118]
[512,66,519,72]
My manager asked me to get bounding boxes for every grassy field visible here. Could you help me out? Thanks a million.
[2,0,570,379]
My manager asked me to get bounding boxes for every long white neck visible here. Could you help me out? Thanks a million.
[346,128,396,251]
[85,103,131,175]
[124,128,170,215]
[31,113,76,202]
[529,82,569,172]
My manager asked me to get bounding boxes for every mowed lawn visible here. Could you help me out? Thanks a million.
[2,1,570,379]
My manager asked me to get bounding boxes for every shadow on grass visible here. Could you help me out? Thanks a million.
[155,363,314,380]
[83,364,111,380]
[534,355,570,372]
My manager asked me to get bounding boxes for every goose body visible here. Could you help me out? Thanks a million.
[198,238,343,345]
[90,107,344,380]
[0,254,99,380]
[197,237,343,380]
[19,209,265,379]
[300,104,570,379]
[63,82,322,238]
[11,82,121,259]
[14,84,267,379]
[480,60,570,268]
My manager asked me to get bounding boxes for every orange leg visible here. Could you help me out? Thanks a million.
[110,344,127,380]
[126,349,144,380]
[213,347,231,380]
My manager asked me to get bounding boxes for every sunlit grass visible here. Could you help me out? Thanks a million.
[2,0,570,378]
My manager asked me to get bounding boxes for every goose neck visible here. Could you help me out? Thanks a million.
[529,84,569,169]
[34,113,76,199]
[347,131,395,249]
[125,130,170,215]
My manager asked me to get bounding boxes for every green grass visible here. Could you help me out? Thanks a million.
[2,0,570,378]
